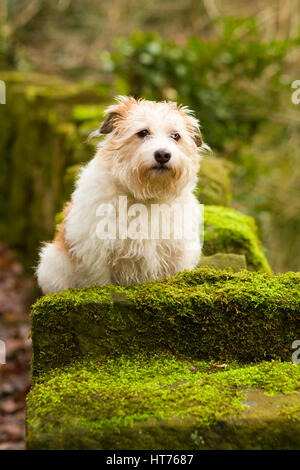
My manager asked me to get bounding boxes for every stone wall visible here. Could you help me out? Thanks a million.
[0,72,108,267]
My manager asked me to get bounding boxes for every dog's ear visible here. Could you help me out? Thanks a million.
[193,130,203,147]
[99,112,120,134]
[177,105,203,148]
[187,115,203,147]
[97,96,137,136]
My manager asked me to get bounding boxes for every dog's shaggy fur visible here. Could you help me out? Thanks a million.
[37,96,206,294]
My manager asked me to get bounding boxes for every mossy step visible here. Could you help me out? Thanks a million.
[26,357,300,450]
[30,268,300,377]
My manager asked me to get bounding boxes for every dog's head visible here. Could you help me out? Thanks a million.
[95,96,206,200]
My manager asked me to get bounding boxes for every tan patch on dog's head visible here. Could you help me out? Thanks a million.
[99,96,137,135]
[95,96,206,200]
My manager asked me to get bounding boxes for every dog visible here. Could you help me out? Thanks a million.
[37,96,206,294]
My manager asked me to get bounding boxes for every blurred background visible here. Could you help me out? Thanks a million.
[0,0,300,449]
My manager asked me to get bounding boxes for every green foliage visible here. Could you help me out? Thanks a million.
[231,120,300,272]
[101,20,297,153]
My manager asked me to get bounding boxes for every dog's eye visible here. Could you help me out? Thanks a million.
[171,132,181,141]
[137,129,150,138]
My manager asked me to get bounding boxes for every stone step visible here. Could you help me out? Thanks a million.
[26,357,300,450]
[30,268,300,378]
[198,253,247,272]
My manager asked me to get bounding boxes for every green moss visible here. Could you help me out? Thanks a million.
[26,357,300,449]
[30,268,300,377]
[204,205,271,273]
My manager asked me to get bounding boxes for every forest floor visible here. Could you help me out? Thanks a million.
[0,242,37,450]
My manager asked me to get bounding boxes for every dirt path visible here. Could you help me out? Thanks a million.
[0,242,37,450]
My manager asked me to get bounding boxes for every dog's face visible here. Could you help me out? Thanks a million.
[96,96,204,200]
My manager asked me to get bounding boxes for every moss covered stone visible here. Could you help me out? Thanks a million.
[204,206,271,273]
[26,357,300,449]
[195,156,232,206]
[28,267,300,449]
[198,253,247,272]
[30,268,300,377]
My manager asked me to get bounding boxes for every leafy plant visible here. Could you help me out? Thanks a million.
[101,19,298,156]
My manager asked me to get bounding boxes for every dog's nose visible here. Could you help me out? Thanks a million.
[154,149,171,164]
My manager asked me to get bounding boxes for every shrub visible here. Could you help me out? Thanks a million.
[101,19,298,154]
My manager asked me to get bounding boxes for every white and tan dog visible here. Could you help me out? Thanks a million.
[37,96,206,294]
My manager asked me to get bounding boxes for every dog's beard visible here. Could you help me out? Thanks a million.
[115,159,192,201]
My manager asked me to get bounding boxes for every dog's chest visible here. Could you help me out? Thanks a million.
[109,202,186,284]
[110,237,184,285]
